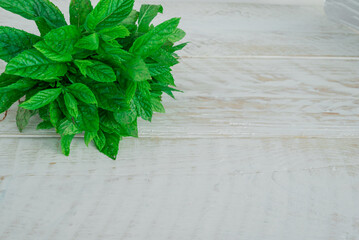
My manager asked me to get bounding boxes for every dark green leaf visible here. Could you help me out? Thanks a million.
[130,18,180,58]
[85,0,134,31]
[120,9,138,26]
[74,60,116,82]
[20,88,62,110]
[0,90,25,113]
[37,120,54,130]
[67,83,97,105]
[61,134,75,156]
[5,49,67,80]
[90,83,128,112]
[75,103,99,132]
[154,71,176,86]
[138,4,163,33]
[0,73,20,88]
[49,100,62,127]
[0,26,41,62]
[70,0,93,27]
[151,48,179,67]
[100,132,121,160]
[0,78,37,92]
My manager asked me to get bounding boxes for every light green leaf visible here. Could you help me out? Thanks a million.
[122,56,151,82]
[44,25,81,55]
[34,41,72,62]
[151,48,178,67]
[130,18,180,58]
[75,33,99,50]
[58,119,81,135]
[154,71,175,86]
[151,96,165,113]
[94,129,106,151]
[168,28,186,43]
[113,107,137,125]
[16,106,36,132]
[64,92,79,118]
[5,49,68,80]
[70,0,93,27]
[0,0,67,29]
[138,4,163,33]
[147,63,171,76]
[98,25,130,41]
[74,60,116,82]
[20,88,62,110]
[0,27,41,62]
[134,91,152,122]
[125,82,137,102]
[121,9,138,26]
[67,83,97,105]
[61,134,75,156]
[85,0,134,31]
[95,41,133,67]
[84,131,97,146]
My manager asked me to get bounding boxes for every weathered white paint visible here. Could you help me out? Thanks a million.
[0,1,359,240]
[325,0,359,31]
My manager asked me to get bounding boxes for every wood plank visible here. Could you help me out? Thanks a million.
[0,137,359,240]
[1,58,358,138]
[325,0,359,31]
[0,2,358,58]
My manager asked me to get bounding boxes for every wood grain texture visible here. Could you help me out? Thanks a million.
[0,1,359,240]
[325,0,359,31]
[0,137,359,240]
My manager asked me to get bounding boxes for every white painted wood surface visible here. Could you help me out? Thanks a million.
[1,1,359,240]
[325,0,359,30]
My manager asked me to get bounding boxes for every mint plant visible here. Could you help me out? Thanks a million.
[0,0,186,159]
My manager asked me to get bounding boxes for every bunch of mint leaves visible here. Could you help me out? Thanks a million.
[0,0,186,159]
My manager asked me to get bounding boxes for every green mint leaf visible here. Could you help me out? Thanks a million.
[98,25,130,41]
[70,0,93,27]
[44,25,81,55]
[100,132,121,160]
[0,73,21,88]
[16,106,36,132]
[35,16,53,36]
[34,41,72,62]
[64,92,79,118]
[0,90,25,114]
[154,71,176,86]
[49,100,62,128]
[134,86,153,122]
[5,49,68,80]
[0,0,66,29]
[90,83,128,112]
[75,103,99,132]
[0,26,41,62]
[84,131,97,146]
[85,0,134,31]
[168,28,186,43]
[122,56,151,82]
[67,83,97,105]
[37,120,54,130]
[94,129,106,151]
[151,83,182,99]
[75,33,100,50]
[0,78,37,92]
[61,134,75,156]
[151,96,165,113]
[19,88,62,110]
[138,4,163,33]
[58,119,81,135]
[130,18,180,58]
[147,63,171,76]
[95,41,133,67]
[151,48,179,67]
[120,9,138,26]
[74,60,116,82]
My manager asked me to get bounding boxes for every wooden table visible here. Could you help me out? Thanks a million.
[1,1,359,239]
